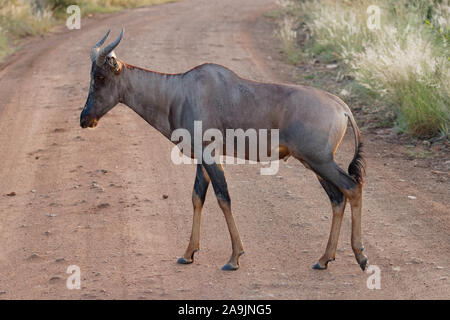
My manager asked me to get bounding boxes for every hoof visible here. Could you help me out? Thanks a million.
[177,257,193,264]
[312,262,327,270]
[359,257,368,271]
[313,257,334,270]
[222,263,239,271]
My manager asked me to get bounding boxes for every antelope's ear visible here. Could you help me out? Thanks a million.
[108,56,122,74]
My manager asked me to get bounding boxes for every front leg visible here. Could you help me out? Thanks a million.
[178,164,210,264]
[203,163,245,271]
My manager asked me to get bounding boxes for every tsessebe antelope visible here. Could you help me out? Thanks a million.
[80,30,368,271]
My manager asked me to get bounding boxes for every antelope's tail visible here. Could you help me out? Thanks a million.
[346,112,366,185]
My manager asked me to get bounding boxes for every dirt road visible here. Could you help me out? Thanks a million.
[0,0,448,299]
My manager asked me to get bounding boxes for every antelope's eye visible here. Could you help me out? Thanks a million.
[95,75,105,80]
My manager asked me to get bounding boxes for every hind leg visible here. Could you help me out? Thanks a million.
[313,177,346,270]
[308,161,368,271]
[345,185,368,270]
[178,164,210,264]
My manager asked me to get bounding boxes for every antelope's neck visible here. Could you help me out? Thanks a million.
[119,62,184,139]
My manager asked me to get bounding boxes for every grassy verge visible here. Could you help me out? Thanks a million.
[49,0,175,18]
[0,0,175,61]
[274,0,449,139]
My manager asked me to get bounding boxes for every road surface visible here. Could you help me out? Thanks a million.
[0,0,448,299]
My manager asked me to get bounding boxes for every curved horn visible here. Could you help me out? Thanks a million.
[90,30,110,62]
[96,28,124,66]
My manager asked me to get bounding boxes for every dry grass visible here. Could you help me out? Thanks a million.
[277,0,450,138]
[0,0,175,62]
[0,1,54,36]
[75,0,176,16]
[0,0,54,60]
[276,14,302,64]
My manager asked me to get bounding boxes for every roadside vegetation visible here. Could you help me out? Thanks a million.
[0,0,174,61]
[275,0,449,139]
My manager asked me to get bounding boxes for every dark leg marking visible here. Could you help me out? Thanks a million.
[178,164,210,265]
[203,163,244,271]
[318,177,344,205]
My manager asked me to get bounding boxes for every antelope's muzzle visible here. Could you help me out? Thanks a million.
[80,113,99,129]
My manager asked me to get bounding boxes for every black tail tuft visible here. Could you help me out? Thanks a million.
[348,142,365,185]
